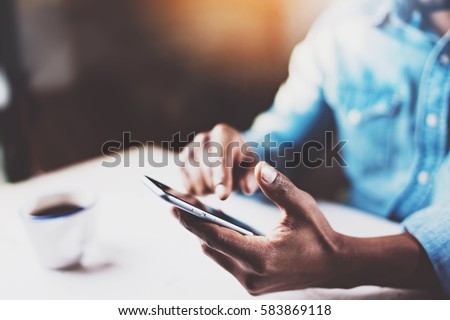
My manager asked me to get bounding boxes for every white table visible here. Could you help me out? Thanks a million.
[0,148,436,299]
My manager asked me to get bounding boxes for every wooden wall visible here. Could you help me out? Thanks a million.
[16,0,331,171]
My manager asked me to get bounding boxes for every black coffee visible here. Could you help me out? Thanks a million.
[31,204,84,218]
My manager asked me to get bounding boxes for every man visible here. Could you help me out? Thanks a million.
[174,0,449,295]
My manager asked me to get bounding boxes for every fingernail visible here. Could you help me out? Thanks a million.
[261,163,278,184]
[213,169,224,186]
[179,151,187,163]
[246,176,259,193]
[215,184,228,199]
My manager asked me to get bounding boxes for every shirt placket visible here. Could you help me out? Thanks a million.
[395,34,450,219]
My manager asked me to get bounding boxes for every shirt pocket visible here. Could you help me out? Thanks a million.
[332,86,402,173]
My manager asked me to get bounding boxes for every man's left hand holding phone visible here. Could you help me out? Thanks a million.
[142,124,349,295]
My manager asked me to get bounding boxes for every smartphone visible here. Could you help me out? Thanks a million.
[141,175,262,236]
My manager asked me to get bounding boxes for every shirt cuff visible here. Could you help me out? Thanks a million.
[403,205,450,294]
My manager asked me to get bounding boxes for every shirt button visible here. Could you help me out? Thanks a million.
[440,53,450,66]
[426,113,438,128]
[348,109,362,125]
[417,171,429,185]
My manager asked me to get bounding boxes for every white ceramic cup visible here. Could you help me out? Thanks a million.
[21,189,96,269]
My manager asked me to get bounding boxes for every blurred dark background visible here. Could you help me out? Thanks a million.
[0,0,331,182]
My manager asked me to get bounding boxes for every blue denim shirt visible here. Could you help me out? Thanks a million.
[244,0,450,293]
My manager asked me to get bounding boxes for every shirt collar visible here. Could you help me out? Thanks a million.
[393,0,417,22]
[371,0,421,27]
[386,0,445,42]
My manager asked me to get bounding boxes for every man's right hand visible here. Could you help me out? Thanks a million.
[179,124,259,200]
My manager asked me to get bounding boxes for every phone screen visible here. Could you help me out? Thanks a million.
[144,176,263,236]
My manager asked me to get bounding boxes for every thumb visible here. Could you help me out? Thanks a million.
[254,162,316,217]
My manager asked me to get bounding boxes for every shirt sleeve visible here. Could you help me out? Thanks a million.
[403,154,450,294]
[242,24,331,154]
